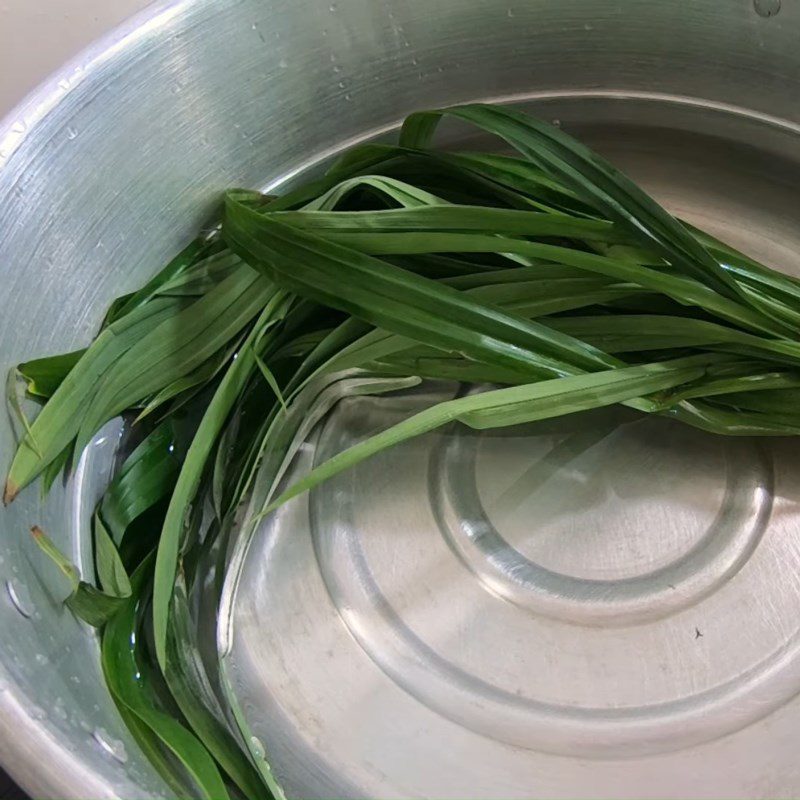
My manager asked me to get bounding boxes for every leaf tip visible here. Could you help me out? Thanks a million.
[3,480,18,506]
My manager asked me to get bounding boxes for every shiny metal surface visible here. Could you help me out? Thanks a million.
[3,0,800,798]
[228,393,800,798]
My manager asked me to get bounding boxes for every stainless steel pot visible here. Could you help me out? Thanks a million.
[3,1,800,797]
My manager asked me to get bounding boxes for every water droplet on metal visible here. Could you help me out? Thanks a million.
[93,728,128,763]
[6,579,33,618]
[329,2,337,10]
[754,0,781,16]
[35,653,48,665]
[279,58,288,69]
[54,698,68,720]
[249,735,266,760]
[66,126,78,140]
[584,22,593,30]
[57,79,70,91]
[344,93,352,101]
[10,121,26,134]
[338,80,346,89]
[507,7,515,16]
[251,22,257,30]
[552,118,562,128]
[31,705,46,720]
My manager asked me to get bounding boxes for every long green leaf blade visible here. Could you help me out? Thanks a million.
[263,356,718,514]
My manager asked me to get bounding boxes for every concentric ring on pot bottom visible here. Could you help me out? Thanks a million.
[431,409,773,627]
[310,400,800,759]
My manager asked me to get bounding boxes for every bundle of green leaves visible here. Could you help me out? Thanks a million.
[7,103,800,798]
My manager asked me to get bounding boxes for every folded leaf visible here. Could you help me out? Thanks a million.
[30,526,128,627]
